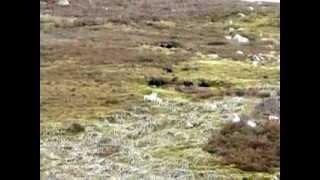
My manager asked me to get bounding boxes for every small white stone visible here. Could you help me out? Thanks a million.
[231,34,250,45]
[247,120,257,128]
[248,6,255,11]
[232,97,244,103]
[232,113,241,123]
[206,103,217,111]
[207,54,219,60]
[238,13,246,18]
[236,50,244,55]
[229,20,233,25]
[185,122,194,129]
[266,45,274,49]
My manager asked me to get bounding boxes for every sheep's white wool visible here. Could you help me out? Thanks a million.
[229,27,235,33]
[225,36,232,40]
[144,93,163,105]
[144,93,157,101]
[231,34,250,45]
[247,120,257,128]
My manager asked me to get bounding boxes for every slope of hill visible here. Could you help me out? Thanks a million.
[41,0,280,179]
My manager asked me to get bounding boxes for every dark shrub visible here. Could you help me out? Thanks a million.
[203,120,280,172]
[164,64,173,73]
[147,77,168,87]
[183,80,194,87]
[158,41,182,49]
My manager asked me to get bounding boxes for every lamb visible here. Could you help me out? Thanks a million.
[144,92,157,101]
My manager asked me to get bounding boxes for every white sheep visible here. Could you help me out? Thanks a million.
[238,13,246,18]
[143,92,163,105]
[144,92,157,101]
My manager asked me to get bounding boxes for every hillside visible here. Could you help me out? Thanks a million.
[40,0,280,179]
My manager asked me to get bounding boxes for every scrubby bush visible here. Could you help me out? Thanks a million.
[203,120,280,172]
